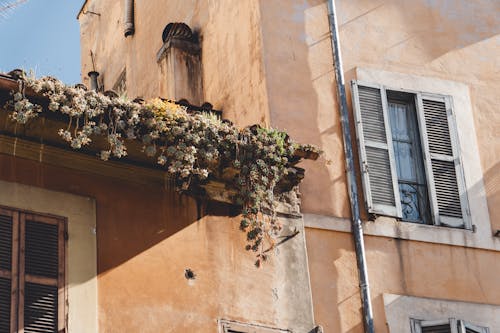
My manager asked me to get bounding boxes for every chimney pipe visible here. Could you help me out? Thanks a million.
[124,0,135,37]
[88,71,99,91]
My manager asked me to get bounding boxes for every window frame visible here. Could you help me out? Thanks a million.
[351,80,471,229]
[410,318,490,333]
[0,205,67,333]
[218,319,291,333]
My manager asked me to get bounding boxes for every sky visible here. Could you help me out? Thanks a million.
[0,0,82,84]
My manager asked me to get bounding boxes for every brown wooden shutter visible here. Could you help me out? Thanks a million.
[21,217,62,333]
[0,212,13,333]
[0,277,10,333]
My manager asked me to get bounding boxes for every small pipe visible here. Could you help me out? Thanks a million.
[326,1,375,332]
[124,0,135,37]
[88,71,99,91]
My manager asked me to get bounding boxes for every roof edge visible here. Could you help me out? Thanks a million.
[77,0,89,20]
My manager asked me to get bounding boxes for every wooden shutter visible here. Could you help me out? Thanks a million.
[417,94,470,228]
[0,213,12,333]
[0,209,18,333]
[458,320,490,333]
[351,81,401,217]
[20,215,65,333]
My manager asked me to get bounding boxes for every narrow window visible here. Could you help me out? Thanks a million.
[387,91,431,224]
[351,80,470,228]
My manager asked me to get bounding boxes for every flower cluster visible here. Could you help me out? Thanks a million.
[4,74,321,266]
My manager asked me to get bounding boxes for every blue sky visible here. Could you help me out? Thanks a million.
[0,0,82,84]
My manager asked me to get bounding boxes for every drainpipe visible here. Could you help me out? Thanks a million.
[88,71,99,91]
[326,1,375,332]
[124,0,135,37]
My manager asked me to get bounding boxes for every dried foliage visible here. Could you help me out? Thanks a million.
[4,74,321,266]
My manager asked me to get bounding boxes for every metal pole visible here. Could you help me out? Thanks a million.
[326,1,375,332]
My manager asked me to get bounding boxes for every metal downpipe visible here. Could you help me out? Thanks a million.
[124,0,135,37]
[326,1,375,332]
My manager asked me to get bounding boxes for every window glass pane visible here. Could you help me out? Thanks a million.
[388,95,430,223]
[422,324,452,333]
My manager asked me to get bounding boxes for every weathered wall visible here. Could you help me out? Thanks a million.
[0,180,97,333]
[306,229,500,332]
[255,0,500,331]
[79,0,270,127]
[0,151,314,332]
[76,0,500,332]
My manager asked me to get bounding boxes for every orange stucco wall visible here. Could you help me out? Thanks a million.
[79,0,270,128]
[0,153,313,332]
[75,0,500,332]
[306,229,500,332]
[265,1,500,331]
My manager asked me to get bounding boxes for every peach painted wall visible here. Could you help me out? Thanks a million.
[256,1,499,331]
[79,0,270,128]
[0,153,313,332]
[77,0,500,332]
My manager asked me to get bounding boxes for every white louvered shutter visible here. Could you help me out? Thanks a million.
[416,94,470,228]
[458,320,490,333]
[351,81,401,217]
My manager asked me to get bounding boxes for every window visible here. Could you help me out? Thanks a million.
[219,320,290,333]
[410,318,490,333]
[0,206,66,333]
[351,81,470,229]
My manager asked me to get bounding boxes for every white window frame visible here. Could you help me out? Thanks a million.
[410,318,490,333]
[304,69,497,253]
[352,80,471,229]
[383,293,499,333]
[411,318,459,333]
[218,319,291,333]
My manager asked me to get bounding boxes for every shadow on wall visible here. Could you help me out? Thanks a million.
[339,0,500,66]
[258,0,350,217]
[0,154,231,281]
[470,161,500,231]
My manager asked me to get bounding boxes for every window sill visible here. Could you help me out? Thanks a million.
[303,213,500,252]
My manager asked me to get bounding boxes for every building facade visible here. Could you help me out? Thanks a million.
[0,0,498,332]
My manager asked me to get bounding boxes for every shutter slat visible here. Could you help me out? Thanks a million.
[422,99,453,156]
[0,277,10,333]
[432,160,462,218]
[352,81,401,217]
[0,215,12,272]
[24,282,58,333]
[25,221,59,279]
[366,147,395,206]
[420,96,468,226]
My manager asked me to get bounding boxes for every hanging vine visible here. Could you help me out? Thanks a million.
[4,74,321,267]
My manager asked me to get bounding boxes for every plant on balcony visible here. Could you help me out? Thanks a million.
[4,74,321,267]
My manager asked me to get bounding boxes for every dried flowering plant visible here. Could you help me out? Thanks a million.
[4,74,321,267]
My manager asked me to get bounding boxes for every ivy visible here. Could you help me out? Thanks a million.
[4,74,321,267]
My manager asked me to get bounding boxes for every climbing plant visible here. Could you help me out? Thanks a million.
[4,74,321,267]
